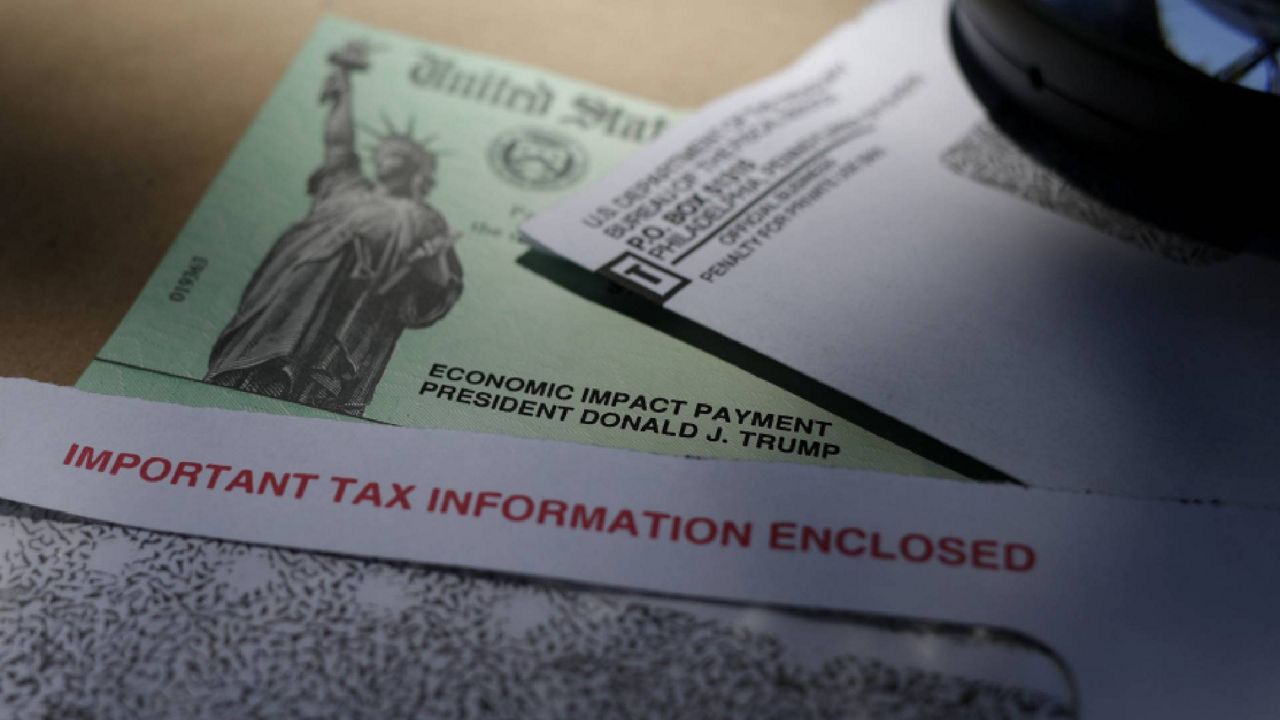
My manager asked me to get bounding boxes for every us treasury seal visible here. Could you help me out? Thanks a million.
[488,127,588,190]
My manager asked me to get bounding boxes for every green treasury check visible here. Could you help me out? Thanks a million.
[78,15,952,478]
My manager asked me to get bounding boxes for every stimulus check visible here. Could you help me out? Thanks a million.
[78,15,950,479]
[523,0,1280,504]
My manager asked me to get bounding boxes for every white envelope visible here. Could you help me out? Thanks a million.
[522,0,1280,504]
[2,378,1280,718]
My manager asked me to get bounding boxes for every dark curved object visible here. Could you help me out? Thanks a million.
[952,0,1279,246]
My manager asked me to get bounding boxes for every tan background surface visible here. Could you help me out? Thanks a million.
[0,0,872,384]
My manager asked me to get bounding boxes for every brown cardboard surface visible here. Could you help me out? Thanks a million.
[0,0,873,385]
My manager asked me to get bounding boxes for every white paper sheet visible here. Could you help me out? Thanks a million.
[520,0,1280,503]
[1,378,1278,717]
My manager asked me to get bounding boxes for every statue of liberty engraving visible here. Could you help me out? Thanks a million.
[206,40,462,416]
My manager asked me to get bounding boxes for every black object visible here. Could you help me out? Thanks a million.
[952,0,1279,245]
